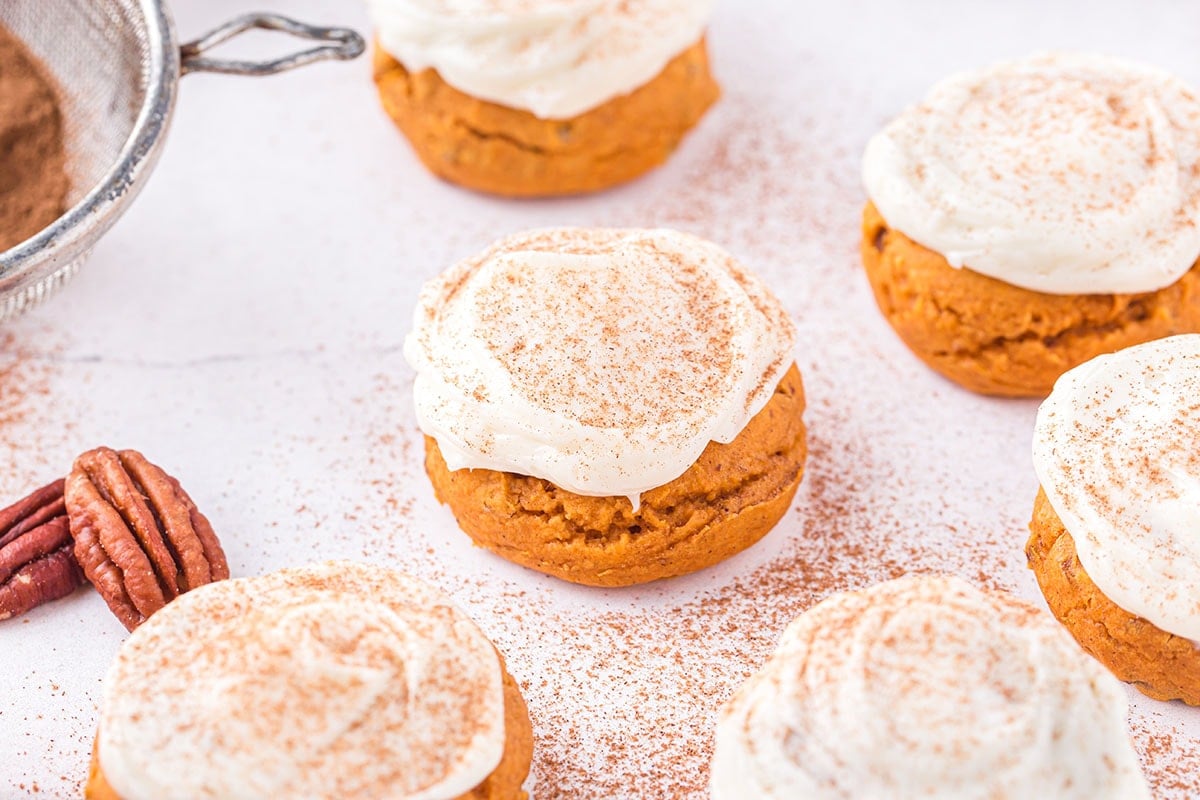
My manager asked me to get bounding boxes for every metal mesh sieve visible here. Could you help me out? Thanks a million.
[0,1,363,320]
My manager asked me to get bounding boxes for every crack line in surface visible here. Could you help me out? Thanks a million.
[8,343,406,370]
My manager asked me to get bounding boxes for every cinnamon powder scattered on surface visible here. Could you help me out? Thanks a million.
[0,330,67,477]
[1134,717,1200,796]
[0,328,83,800]
[0,23,69,252]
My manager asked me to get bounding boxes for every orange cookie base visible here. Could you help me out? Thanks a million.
[425,366,807,587]
[85,659,535,800]
[1026,487,1200,705]
[861,202,1200,397]
[371,38,719,197]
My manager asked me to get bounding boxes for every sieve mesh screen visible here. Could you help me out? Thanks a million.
[1,0,152,208]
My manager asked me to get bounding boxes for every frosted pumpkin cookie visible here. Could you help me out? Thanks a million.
[406,227,804,587]
[85,562,533,800]
[710,575,1150,799]
[861,52,1200,397]
[367,0,719,197]
[1028,334,1200,704]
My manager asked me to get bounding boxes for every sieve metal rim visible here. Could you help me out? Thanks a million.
[0,2,365,320]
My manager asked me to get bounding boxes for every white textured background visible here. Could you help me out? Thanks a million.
[3,0,1200,797]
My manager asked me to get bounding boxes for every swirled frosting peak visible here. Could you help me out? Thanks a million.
[366,0,715,119]
[1034,333,1200,640]
[405,227,796,505]
[97,562,506,800]
[710,575,1149,800]
[863,52,1200,294]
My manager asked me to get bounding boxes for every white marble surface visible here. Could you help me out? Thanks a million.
[3,0,1200,797]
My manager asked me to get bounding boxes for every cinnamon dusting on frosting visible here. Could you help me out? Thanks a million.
[1034,334,1200,638]
[96,562,506,800]
[475,232,735,430]
[405,227,795,501]
[863,52,1200,294]
[710,576,1150,799]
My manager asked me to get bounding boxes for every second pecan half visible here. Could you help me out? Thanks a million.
[65,448,229,630]
[0,479,86,621]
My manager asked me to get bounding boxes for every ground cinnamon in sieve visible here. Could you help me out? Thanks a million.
[0,23,68,253]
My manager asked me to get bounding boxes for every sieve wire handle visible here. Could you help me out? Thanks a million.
[180,13,365,76]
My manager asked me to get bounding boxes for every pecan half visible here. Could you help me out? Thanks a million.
[0,479,86,621]
[65,448,229,630]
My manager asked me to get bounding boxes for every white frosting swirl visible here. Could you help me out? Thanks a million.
[97,562,506,800]
[405,228,796,505]
[863,52,1200,295]
[710,576,1149,800]
[1034,334,1200,640]
[366,0,715,119]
